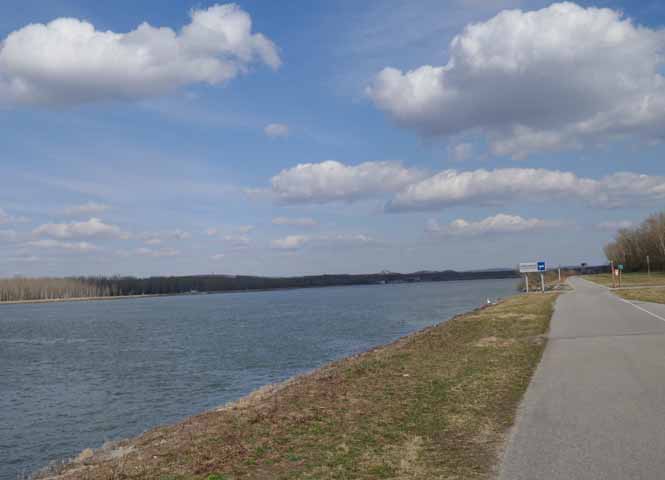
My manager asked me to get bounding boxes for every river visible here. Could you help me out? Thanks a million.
[0,278,517,479]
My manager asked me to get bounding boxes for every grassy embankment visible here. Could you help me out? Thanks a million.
[584,272,665,304]
[583,272,665,288]
[42,293,558,480]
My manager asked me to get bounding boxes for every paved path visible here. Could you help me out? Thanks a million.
[499,277,665,480]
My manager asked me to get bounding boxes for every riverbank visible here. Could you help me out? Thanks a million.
[0,293,170,306]
[0,277,517,307]
[583,272,665,288]
[615,287,665,304]
[38,292,557,480]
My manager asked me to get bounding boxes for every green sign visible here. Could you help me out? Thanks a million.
[618,264,624,270]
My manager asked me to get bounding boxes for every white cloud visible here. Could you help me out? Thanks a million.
[272,216,318,227]
[595,220,634,231]
[205,225,253,237]
[0,4,280,106]
[368,2,665,158]
[271,160,425,204]
[33,217,128,239]
[223,234,251,248]
[28,239,99,252]
[0,208,9,224]
[271,235,310,250]
[271,233,379,250]
[138,229,191,245]
[387,168,665,212]
[264,123,290,138]
[119,247,180,258]
[63,202,110,216]
[426,214,560,236]
[450,143,473,162]
[1,253,40,263]
[211,253,225,261]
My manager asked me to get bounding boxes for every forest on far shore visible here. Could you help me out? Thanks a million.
[0,269,520,303]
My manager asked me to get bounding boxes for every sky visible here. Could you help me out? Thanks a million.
[1,0,665,277]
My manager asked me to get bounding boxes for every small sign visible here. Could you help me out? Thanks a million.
[520,261,546,273]
[618,264,624,271]
[615,269,620,276]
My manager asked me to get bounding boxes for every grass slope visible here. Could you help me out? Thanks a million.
[42,293,558,480]
[615,288,665,304]
[583,272,665,288]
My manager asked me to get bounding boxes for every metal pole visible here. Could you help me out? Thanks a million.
[524,274,529,293]
[610,260,615,288]
[647,255,651,277]
[558,267,561,284]
[541,273,545,293]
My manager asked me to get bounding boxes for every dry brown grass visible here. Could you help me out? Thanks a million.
[39,293,558,480]
[584,272,665,288]
[615,288,665,304]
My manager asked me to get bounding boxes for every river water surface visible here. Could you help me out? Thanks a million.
[0,279,517,479]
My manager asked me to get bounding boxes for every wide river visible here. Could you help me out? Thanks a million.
[0,278,517,479]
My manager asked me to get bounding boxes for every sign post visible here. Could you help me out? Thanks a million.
[610,261,615,288]
[519,261,546,293]
[647,255,651,277]
[618,264,624,287]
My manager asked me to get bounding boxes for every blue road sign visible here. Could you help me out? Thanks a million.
[537,261,546,272]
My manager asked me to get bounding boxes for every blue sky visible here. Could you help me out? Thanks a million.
[1,0,664,277]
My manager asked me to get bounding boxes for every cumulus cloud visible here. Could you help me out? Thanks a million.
[28,239,98,252]
[63,202,110,216]
[211,254,225,261]
[271,233,379,250]
[264,123,289,138]
[426,214,560,236]
[387,168,665,212]
[33,218,128,239]
[0,4,280,106]
[271,160,425,204]
[368,2,665,158]
[595,220,634,231]
[272,216,318,227]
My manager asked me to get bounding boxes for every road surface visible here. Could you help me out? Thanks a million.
[499,277,665,480]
